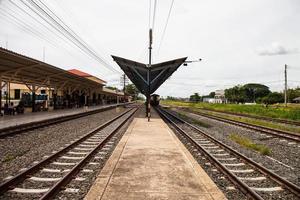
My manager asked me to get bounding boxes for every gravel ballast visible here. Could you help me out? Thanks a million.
[0,106,127,181]
[170,107,300,186]
[162,108,298,199]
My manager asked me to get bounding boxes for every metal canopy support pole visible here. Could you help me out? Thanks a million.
[147,29,153,122]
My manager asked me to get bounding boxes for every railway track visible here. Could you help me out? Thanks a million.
[182,109,300,143]
[198,108,300,126]
[0,106,138,199]
[0,103,130,138]
[157,107,300,200]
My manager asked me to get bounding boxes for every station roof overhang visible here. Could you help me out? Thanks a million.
[0,47,103,89]
[102,87,125,96]
[112,55,187,96]
[0,47,105,91]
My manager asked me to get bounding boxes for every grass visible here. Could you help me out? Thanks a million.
[2,154,16,162]
[161,100,300,121]
[2,149,29,163]
[176,111,212,128]
[229,133,271,155]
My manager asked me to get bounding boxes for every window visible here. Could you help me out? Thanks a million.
[14,89,21,99]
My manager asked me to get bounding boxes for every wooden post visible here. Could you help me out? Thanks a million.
[284,64,287,107]
[32,84,36,112]
[0,77,2,116]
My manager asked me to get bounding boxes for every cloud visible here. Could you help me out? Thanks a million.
[256,43,298,56]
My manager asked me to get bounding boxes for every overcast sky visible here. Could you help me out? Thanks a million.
[0,0,299,97]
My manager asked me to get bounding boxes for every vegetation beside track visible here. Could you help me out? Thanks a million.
[229,134,271,155]
[161,100,300,121]
[210,112,300,134]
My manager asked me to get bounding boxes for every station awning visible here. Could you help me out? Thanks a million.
[0,47,104,90]
[112,55,187,96]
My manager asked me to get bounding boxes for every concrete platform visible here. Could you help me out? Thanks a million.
[85,111,226,200]
[0,103,125,130]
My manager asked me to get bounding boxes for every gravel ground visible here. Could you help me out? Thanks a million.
[170,107,300,186]
[0,106,127,181]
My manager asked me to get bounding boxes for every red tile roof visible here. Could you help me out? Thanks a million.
[68,69,107,84]
[68,69,92,77]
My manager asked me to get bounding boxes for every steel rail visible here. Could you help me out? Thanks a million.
[156,107,263,200]
[40,107,139,199]
[0,107,135,195]
[187,109,300,143]
[198,108,300,126]
[0,103,131,138]
[157,107,300,199]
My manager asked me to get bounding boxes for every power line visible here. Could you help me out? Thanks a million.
[1,1,96,71]
[51,0,111,63]
[0,8,57,47]
[7,0,72,48]
[19,0,102,60]
[4,1,77,53]
[157,0,175,58]
[21,0,121,74]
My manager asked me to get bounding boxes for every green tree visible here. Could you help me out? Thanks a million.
[243,83,271,102]
[166,96,177,100]
[105,86,117,90]
[190,93,201,102]
[262,92,284,106]
[287,87,300,102]
[225,85,246,103]
[125,84,139,100]
[208,92,215,98]
[225,83,270,103]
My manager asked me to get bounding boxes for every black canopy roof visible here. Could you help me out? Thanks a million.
[112,55,187,96]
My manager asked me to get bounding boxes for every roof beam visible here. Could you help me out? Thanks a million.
[0,63,40,76]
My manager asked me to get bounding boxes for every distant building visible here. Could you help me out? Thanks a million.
[202,90,227,104]
[214,89,227,104]
[202,98,215,103]
[293,97,300,103]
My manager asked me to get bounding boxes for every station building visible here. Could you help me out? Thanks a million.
[0,47,127,115]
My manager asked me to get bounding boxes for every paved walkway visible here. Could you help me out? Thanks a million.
[0,103,123,129]
[85,112,226,200]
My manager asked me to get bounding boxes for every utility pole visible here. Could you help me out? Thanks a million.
[284,64,287,107]
[122,74,127,102]
[120,74,128,103]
